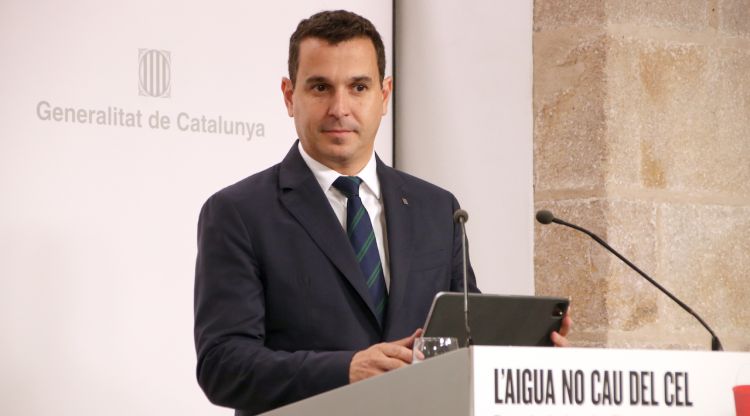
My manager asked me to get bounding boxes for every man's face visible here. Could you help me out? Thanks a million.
[282,37,392,174]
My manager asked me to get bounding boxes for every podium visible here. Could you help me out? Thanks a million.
[262,346,750,415]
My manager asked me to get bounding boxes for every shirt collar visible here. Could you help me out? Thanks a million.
[298,141,381,199]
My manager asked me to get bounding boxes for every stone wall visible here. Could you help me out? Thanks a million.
[533,0,750,350]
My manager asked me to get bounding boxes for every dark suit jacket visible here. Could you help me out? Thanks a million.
[194,142,478,415]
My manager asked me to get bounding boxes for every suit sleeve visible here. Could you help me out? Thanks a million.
[449,196,481,294]
[193,192,355,414]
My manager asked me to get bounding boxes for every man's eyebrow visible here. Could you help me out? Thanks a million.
[351,76,373,84]
[303,76,330,85]
[303,76,374,85]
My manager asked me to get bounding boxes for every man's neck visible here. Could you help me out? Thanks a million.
[330,163,366,176]
[298,144,373,176]
[297,141,380,199]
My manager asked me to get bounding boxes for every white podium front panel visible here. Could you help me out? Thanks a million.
[471,346,749,416]
[263,348,472,416]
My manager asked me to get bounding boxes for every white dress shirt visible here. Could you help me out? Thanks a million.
[298,142,390,291]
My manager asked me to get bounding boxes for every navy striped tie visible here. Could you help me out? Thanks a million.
[332,176,388,325]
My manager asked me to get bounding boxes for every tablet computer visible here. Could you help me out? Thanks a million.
[422,292,569,347]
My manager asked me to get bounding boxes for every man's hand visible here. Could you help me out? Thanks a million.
[349,329,422,383]
[550,307,573,347]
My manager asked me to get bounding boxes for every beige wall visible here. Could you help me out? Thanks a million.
[533,0,750,350]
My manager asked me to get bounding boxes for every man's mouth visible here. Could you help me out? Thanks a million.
[321,121,358,135]
[323,129,353,134]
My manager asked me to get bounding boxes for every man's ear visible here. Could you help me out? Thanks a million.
[380,76,393,115]
[281,77,295,117]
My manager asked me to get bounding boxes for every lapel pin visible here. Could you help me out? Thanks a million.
[402,197,409,205]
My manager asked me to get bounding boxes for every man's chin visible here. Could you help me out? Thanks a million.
[301,137,372,169]
[321,137,358,155]
[323,146,356,163]
[318,145,369,171]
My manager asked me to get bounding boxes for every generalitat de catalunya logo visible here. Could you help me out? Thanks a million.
[34,47,264,141]
[139,49,171,98]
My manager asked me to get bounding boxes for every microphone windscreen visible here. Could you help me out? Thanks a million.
[453,209,469,223]
[536,210,555,225]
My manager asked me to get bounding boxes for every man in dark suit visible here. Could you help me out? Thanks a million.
[194,10,570,415]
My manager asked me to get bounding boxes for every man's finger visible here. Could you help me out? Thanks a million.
[559,314,573,337]
[379,343,413,363]
[377,356,411,371]
[361,352,410,374]
[551,331,569,347]
[558,306,573,337]
[392,328,422,347]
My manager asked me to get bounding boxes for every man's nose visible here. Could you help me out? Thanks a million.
[328,90,351,118]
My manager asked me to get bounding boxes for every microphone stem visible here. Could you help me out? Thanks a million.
[461,220,473,346]
[553,218,723,351]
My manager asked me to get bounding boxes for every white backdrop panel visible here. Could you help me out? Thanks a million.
[0,1,392,415]
[395,0,534,295]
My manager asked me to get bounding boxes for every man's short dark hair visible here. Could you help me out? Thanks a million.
[288,10,386,86]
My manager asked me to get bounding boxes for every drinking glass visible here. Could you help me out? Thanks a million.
[412,337,459,364]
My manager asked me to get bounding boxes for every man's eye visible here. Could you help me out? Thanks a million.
[314,84,328,92]
[354,84,367,92]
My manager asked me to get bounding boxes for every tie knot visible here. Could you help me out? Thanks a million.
[332,176,363,198]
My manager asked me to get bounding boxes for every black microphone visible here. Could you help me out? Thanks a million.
[453,209,473,346]
[535,209,723,351]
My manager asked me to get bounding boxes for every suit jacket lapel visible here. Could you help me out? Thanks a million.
[278,143,382,329]
[377,158,414,336]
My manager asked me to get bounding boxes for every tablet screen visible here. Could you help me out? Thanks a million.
[422,292,569,347]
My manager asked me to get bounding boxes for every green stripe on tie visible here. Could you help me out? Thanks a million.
[375,298,386,315]
[356,231,376,262]
[366,261,382,287]
[348,206,366,237]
